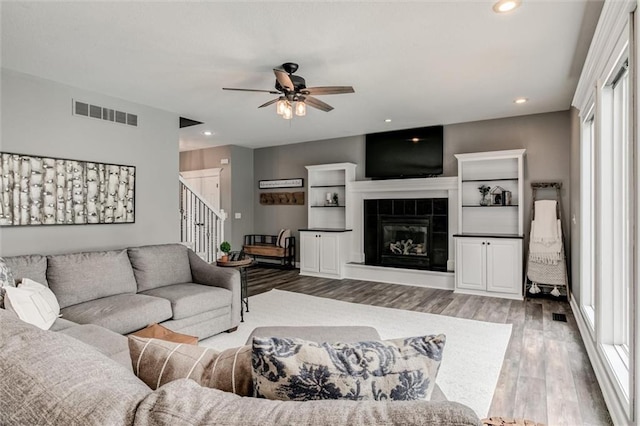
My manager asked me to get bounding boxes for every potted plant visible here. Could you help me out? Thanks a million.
[478,185,490,206]
[219,241,231,262]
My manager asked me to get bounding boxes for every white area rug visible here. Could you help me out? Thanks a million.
[200,289,512,417]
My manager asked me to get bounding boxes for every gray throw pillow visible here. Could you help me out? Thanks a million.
[252,334,445,402]
[0,257,16,309]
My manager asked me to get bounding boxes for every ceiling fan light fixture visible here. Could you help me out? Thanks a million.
[493,0,521,13]
[276,98,288,115]
[282,103,293,120]
[295,101,307,117]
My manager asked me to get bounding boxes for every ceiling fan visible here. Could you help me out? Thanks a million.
[223,62,355,119]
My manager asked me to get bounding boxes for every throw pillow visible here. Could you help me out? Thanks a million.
[276,229,291,248]
[4,278,60,330]
[128,335,253,395]
[0,257,16,309]
[251,334,445,401]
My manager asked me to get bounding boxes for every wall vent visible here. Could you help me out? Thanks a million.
[73,99,138,127]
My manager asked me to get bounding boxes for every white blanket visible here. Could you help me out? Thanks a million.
[529,219,563,264]
[531,200,559,243]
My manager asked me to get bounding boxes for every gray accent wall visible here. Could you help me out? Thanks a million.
[254,111,572,266]
[180,145,254,251]
[0,69,179,256]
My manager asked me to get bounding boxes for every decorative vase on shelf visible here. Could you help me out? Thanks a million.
[480,194,490,206]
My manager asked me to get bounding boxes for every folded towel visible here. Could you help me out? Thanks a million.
[532,200,558,243]
[529,219,563,264]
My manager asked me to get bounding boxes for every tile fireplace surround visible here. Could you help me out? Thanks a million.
[344,177,458,290]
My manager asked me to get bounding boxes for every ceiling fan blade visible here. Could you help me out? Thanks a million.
[302,86,355,95]
[223,87,280,94]
[273,69,294,91]
[304,96,334,112]
[258,98,280,108]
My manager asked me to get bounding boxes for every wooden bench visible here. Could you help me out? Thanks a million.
[243,234,295,269]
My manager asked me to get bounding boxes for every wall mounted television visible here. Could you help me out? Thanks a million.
[365,125,444,179]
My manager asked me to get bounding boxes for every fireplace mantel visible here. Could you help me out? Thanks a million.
[344,176,459,290]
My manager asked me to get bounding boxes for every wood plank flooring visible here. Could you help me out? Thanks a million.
[246,267,612,425]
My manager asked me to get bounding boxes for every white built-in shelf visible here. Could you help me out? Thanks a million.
[310,205,346,208]
[462,204,519,208]
[461,178,518,183]
[310,184,346,188]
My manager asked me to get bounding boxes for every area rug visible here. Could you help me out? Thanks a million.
[200,289,512,417]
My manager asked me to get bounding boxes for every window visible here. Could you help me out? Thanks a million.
[580,112,596,329]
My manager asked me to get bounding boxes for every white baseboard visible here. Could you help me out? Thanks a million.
[569,298,630,425]
[343,263,454,290]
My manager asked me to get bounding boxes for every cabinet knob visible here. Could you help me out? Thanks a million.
[487,242,490,245]
[482,242,485,245]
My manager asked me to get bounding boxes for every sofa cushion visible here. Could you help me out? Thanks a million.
[4,278,60,330]
[128,244,193,292]
[0,308,151,426]
[47,249,137,309]
[61,323,129,358]
[50,316,78,332]
[140,283,231,320]
[128,335,253,395]
[3,254,48,286]
[61,293,172,335]
[252,334,446,402]
[134,379,481,426]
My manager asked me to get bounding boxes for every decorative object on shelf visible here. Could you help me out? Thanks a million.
[503,191,512,206]
[0,152,135,226]
[219,241,231,262]
[324,192,339,206]
[258,178,304,189]
[259,192,305,205]
[478,185,491,206]
[490,186,506,206]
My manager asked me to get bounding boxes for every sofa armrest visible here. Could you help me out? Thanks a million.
[136,380,481,426]
[187,250,241,327]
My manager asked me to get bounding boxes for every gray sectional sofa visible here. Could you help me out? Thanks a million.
[0,308,482,425]
[4,243,241,339]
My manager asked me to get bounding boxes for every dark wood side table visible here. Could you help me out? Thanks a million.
[216,258,255,322]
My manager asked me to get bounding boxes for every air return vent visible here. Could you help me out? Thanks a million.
[73,99,138,127]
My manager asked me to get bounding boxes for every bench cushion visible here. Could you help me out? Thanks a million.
[47,250,137,309]
[243,244,286,257]
[128,244,193,292]
[140,283,231,320]
[61,293,172,335]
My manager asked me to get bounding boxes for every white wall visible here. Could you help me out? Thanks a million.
[0,69,180,256]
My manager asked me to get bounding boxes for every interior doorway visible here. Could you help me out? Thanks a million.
[180,168,222,211]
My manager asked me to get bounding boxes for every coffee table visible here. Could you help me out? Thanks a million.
[216,258,255,322]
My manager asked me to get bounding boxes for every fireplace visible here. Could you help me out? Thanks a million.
[380,216,430,269]
[364,198,448,271]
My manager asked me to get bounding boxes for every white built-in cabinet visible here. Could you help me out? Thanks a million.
[454,149,525,300]
[299,163,356,279]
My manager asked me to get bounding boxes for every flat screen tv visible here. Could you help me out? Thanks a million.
[365,125,444,179]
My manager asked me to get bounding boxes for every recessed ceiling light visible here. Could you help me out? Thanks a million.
[493,0,521,13]
[384,119,392,123]
[202,131,213,136]
[514,97,528,104]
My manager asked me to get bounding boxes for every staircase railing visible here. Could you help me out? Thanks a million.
[179,176,225,263]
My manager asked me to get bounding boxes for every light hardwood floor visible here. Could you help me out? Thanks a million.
[246,267,612,425]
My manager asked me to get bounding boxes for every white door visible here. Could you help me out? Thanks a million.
[455,238,486,291]
[300,232,320,273]
[486,238,522,294]
[319,233,340,275]
[180,168,221,211]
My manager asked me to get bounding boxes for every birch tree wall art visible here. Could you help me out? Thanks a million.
[0,152,135,226]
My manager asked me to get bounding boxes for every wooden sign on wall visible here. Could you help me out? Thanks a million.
[260,192,305,205]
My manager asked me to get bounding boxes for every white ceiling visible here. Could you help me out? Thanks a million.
[1,1,602,151]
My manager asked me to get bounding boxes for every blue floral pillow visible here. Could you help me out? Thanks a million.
[251,334,445,401]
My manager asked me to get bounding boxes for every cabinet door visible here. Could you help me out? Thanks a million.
[455,238,486,290]
[486,238,522,295]
[318,233,340,275]
[300,233,320,273]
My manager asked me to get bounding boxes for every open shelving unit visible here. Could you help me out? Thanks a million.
[306,163,356,229]
[454,149,526,300]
